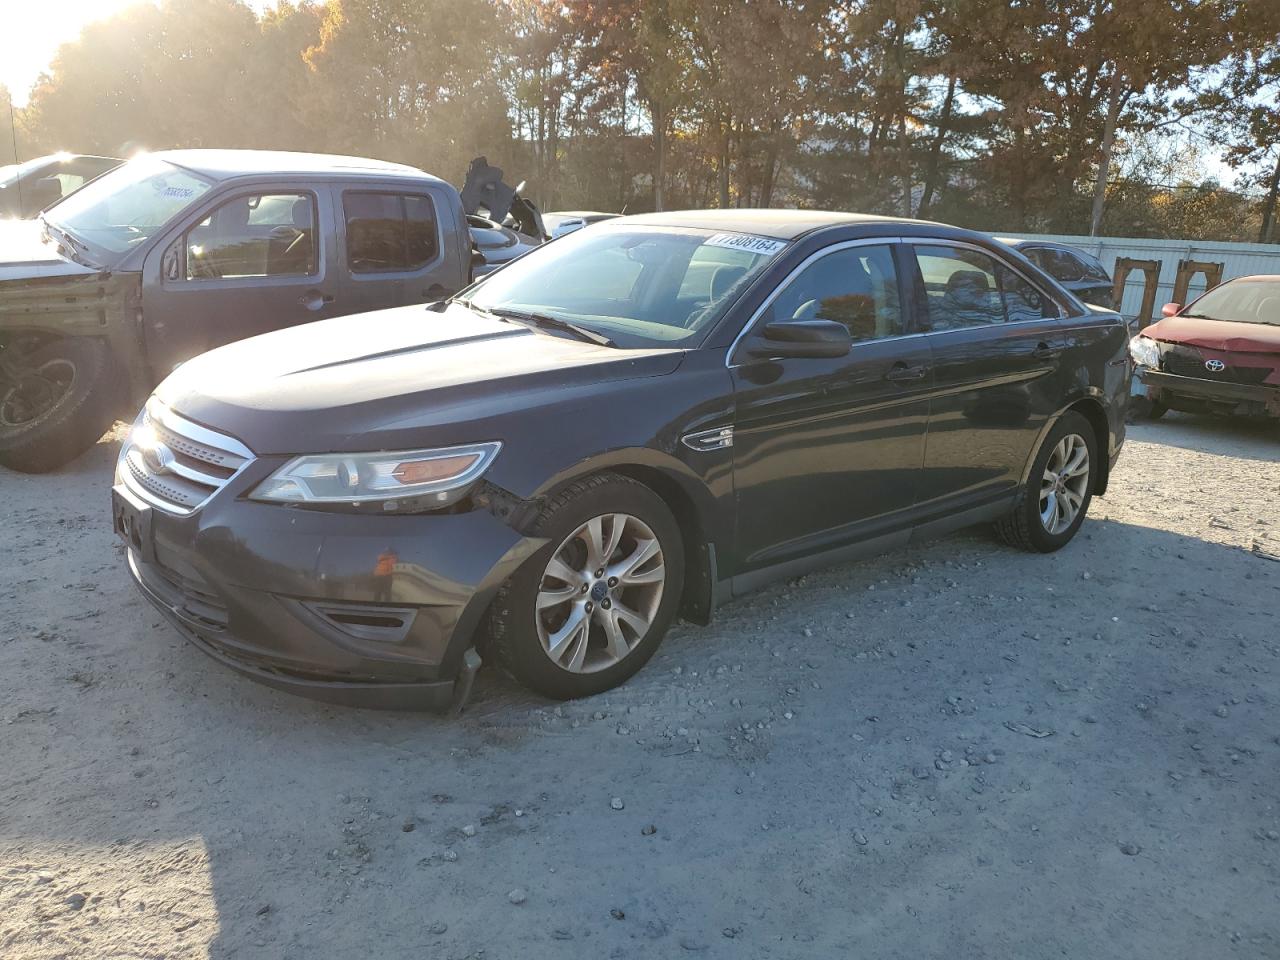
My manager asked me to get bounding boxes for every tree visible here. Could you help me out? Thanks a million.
[1,85,16,166]
[1202,0,1280,241]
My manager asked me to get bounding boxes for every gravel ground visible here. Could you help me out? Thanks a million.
[1,413,1278,960]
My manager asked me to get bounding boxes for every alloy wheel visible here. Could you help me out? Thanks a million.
[1039,433,1090,535]
[535,512,666,674]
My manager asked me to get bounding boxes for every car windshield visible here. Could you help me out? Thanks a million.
[1183,280,1280,327]
[42,155,214,261]
[465,225,786,347]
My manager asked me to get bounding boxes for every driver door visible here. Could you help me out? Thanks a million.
[141,186,340,375]
[729,241,932,575]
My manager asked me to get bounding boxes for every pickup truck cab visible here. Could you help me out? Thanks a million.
[0,149,538,472]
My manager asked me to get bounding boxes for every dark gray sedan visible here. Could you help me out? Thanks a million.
[998,238,1115,309]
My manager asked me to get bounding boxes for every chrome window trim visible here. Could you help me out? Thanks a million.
[725,236,906,368]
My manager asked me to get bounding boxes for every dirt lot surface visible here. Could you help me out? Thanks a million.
[2,414,1278,960]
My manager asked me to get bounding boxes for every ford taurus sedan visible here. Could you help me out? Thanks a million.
[112,210,1130,709]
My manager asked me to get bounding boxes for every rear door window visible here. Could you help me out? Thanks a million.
[1044,249,1085,282]
[344,192,439,272]
[913,245,1055,330]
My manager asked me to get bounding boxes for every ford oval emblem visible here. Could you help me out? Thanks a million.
[141,440,175,475]
[1204,359,1225,372]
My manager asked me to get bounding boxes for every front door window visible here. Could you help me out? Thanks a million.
[184,193,318,279]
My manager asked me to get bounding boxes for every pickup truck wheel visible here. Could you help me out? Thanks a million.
[0,339,119,473]
[996,411,1098,553]
[487,473,684,700]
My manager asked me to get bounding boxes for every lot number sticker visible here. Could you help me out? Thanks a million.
[704,233,788,256]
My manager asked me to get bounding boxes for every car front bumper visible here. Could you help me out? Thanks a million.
[1137,369,1280,417]
[114,481,543,711]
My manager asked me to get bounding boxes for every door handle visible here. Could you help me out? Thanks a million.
[1031,342,1060,361]
[884,362,929,383]
[299,291,335,311]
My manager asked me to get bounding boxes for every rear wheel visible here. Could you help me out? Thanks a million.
[488,473,684,700]
[997,410,1098,553]
[0,338,119,473]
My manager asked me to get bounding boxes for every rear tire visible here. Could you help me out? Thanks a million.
[0,339,119,473]
[996,410,1098,553]
[488,473,684,700]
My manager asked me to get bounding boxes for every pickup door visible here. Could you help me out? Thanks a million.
[335,182,468,313]
[140,184,343,375]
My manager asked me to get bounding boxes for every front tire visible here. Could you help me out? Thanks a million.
[0,338,119,473]
[488,473,684,700]
[997,410,1098,553]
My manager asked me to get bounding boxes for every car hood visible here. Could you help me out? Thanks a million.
[0,218,101,281]
[157,303,685,455]
[1144,315,1280,354]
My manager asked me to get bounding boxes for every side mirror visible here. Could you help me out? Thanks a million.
[747,319,852,360]
[1161,302,1181,318]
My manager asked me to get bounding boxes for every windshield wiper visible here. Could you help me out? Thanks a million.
[38,215,100,269]
[485,307,617,347]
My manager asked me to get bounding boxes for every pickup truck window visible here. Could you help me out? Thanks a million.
[42,155,214,261]
[344,192,439,273]
[184,193,317,279]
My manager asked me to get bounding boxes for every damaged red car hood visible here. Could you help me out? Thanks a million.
[1144,315,1280,354]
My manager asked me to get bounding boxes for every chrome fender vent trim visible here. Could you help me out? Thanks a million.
[681,426,734,452]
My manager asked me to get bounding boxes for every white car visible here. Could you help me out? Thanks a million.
[543,210,619,239]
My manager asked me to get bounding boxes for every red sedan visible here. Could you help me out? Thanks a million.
[1130,276,1280,420]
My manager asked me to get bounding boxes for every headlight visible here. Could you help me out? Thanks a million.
[251,442,501,510]
[1128,335,1160,368]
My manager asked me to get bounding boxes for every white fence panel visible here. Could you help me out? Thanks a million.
[1000,233,1280,318]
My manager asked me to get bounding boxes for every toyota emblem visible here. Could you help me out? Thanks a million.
[1204,359,1226,372]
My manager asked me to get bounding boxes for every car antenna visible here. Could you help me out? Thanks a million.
[7,95,23,217]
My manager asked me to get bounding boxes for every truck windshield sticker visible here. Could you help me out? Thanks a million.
[704,233,787,256]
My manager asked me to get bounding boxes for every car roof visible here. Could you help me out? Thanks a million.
[548,211,617,219]
[154,149,443,184]
[614,208,939,241]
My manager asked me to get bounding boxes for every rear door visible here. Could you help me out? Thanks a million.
[907,240,1068,511]
[729,240,932,573]
[141,185,340,374]
[337,186,464,313]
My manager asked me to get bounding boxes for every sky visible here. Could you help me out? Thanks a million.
[0,0,278,107]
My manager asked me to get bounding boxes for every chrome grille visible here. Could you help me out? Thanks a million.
[119,400,254,515]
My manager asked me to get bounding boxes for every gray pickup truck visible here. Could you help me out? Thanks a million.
[0,149,543,472]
